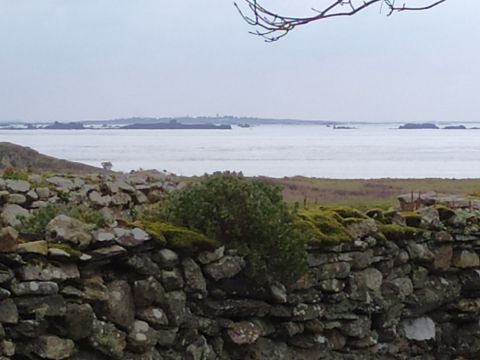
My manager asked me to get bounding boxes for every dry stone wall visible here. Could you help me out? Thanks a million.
[0,173,479,359]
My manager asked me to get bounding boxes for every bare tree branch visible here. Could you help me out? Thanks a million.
[234,0,447,42]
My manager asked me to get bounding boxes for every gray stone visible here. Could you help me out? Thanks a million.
[125,254,160,275]
[0,264,13,284]
[46,177,75,190]
[11,281,59,296]
[17,262,79,281]
[137,307,169,327]
[0,299,18,324]
[106,280,135,330]
[347,218,377,239]
[111,192,132,206]
[1,204,29,227]
[161,291,187,327]
[182,258,207,295]
[93,231,115,243]
[407,241,434,262]
[33,335,75,360]
[319,279,345,293]
[106,179,135,194]
[153,248,179,269]
[133,276,165,308]
[132,227,150,241]
[197,246,225,265]
[36,187,51,200]
[452,250,480,268]
[204,256,245,281]
[89,191,111,207]
[7,193,26,205]
[292,303,324,321]
[269,282,288,303]
[127,320,158,353]
[65,303,94,340]
[432,245,453,271]
[227,321,263,345]
[89,319,126,359]
[46,215,93,249]
[314,262,351,280]
[26,189,39,201]
[161,269,184,291]
[5,179,30,193]
[403,317,436,341]
[340,317,371,338]
[14,295,66,317]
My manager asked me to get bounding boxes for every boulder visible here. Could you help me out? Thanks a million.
[46,215,92,249]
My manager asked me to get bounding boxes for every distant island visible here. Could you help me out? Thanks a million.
[399,123,439,129]
[122,120,231,130]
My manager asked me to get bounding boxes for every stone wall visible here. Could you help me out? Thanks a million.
[0,173,479,359]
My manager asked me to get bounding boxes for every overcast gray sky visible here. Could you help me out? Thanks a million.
[0,0,478,123]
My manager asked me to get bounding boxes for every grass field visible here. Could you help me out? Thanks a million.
[260,177,480,210]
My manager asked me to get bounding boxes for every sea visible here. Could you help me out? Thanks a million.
[2,123,480,179]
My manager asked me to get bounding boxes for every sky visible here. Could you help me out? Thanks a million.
[0,0,478,123]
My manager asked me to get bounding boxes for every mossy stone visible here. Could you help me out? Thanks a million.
[400,212,423,227]
[377,224,422,242]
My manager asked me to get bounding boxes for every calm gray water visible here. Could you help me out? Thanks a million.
[1,125,480,178]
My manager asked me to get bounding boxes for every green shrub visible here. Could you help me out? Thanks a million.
[164,173,308,283]
[1,167,29,181]
[18,204,107,235]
